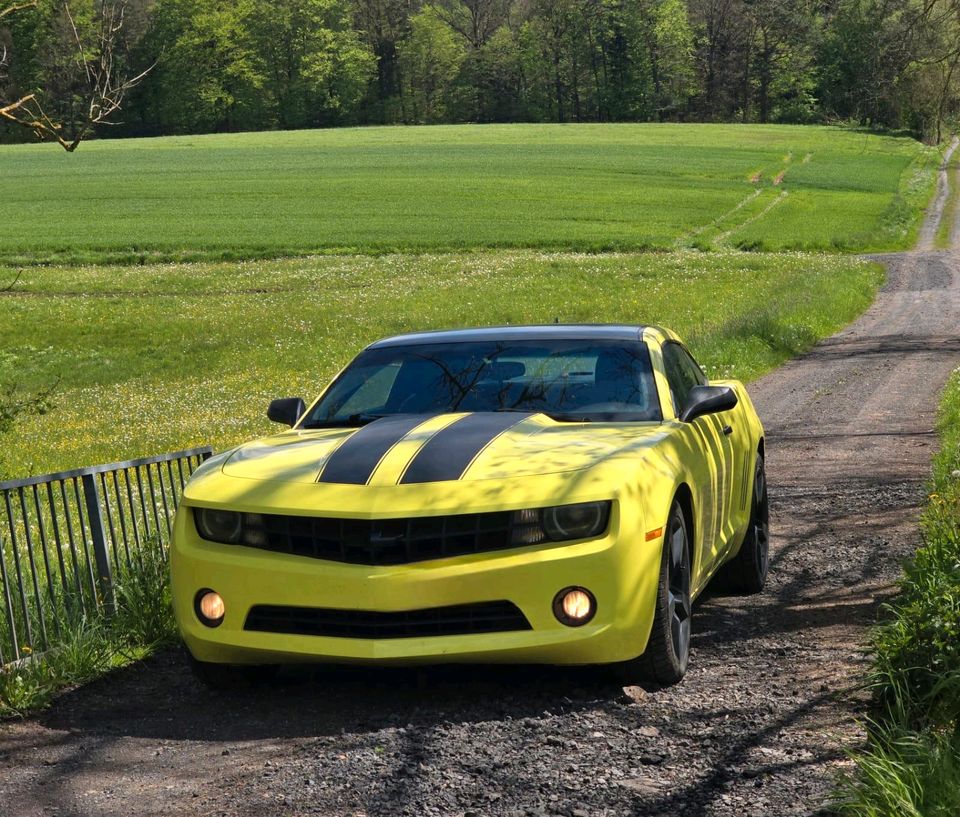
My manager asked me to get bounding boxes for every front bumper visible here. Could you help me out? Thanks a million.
[170,500,662,667]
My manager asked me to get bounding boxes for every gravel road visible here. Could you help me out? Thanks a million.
[2,154,959,817]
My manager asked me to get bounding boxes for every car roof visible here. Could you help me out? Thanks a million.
[367,324,659,349]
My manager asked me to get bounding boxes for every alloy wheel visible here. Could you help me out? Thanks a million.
[667,515,691,663]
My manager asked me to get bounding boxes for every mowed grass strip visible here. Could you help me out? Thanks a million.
[0,250,882,476]
[935,144,960,250]
[0,124,938,263]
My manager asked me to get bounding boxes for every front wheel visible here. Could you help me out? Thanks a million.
[616,499,691,686]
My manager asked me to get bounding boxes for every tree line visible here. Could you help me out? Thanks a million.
[2,0,959,148]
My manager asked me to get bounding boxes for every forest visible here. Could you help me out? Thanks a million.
[1,0,959,147]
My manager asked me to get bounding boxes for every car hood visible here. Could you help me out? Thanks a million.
[220,412,668,485]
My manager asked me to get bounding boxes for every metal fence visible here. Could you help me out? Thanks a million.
[0,447,212,664]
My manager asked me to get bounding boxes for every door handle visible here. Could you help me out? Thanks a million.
[722,424,733,436]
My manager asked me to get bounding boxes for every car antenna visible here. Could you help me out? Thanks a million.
[554,316,559,324]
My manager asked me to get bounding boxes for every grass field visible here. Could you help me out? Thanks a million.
[0,250,881,476]
[0,124,940,263]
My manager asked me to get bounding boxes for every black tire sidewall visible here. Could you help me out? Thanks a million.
[749,453,769,585]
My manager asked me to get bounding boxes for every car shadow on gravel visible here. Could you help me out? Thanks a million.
[37,535,889,750]
[38,647,637,742]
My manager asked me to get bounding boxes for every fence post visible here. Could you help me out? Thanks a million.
[81,473,115,614]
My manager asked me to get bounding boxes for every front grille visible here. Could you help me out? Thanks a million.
[243,601,531,639]
[254,511,516,565]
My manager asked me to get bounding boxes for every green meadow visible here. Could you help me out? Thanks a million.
[0,123,942,476]
[0,124,939,263]
[1,250,880,476]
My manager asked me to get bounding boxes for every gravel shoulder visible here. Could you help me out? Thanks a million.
[2,161,959,817]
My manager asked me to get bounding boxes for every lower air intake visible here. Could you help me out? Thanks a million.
[243,600,531,639]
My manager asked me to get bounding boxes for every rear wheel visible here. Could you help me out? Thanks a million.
[616,500,691,686]
[716,450,769,594]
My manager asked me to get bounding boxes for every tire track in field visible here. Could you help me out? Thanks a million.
[677,187,763,247]
[679,154,796,249]
[714,189,789,246]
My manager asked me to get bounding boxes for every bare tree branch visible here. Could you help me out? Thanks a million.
[0,1,36,22]
[0,269,22,292]
[61,0,92,85]
[0,0,154,151]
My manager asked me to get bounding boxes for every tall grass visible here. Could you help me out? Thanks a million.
[111,541,179,651]
[0,542,178,718]
[834,370,960,815]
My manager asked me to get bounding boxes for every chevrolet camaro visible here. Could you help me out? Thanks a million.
[171,325,768,687]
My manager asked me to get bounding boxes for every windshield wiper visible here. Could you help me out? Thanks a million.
[348,412,392,425]
[544,412,593,423]
[492,407,592,422]
[303,412,392,429]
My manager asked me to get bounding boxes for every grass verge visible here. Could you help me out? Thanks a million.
[0,249,883,476]
[0,544,178,718]
[935,143,959,250]
[834,369,960,816]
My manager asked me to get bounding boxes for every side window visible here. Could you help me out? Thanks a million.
[662,343,705,414]
[677,345,707,388]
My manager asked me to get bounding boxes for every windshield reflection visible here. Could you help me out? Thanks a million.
[302,339,662,427]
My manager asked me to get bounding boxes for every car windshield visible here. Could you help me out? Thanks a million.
[301,338,662,427]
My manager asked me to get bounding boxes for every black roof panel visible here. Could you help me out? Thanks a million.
[368,324,648,349]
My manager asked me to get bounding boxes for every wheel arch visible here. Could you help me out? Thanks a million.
[673,482,695,553]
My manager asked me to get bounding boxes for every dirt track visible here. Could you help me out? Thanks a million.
[2,153,959,817]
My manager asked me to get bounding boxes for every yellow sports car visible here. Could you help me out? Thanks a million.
[171,325,767,687]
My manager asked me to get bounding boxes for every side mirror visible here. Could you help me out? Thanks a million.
[267,397,306,427]
[679,385,738,423]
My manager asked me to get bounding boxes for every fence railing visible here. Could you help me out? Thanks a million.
[0,447,212,664]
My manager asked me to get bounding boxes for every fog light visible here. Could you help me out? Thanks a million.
[553,586,596,627]
[195,589,225,627]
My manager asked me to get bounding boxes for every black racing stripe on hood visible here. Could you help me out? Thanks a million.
[317,415,426,485]
[399,412,534,484]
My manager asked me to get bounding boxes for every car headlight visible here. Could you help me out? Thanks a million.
[193,508,267,546]
[194,508,242,543]
[511,501,611,545]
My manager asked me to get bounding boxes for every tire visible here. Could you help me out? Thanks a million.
[185,649,279,690]
[616,499,691,686]
[716,450,769,594]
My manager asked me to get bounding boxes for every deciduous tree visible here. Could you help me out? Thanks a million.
[398,3,465,122]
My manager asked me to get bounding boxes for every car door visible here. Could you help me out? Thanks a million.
[662,342,734,574]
